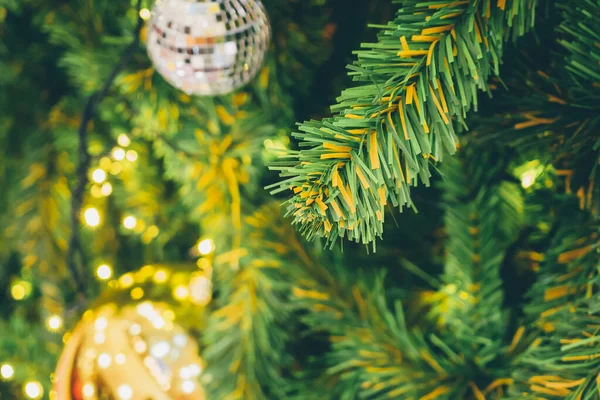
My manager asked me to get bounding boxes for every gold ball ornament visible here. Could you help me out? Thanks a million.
[146,0,271,96]
[53,264,212,400]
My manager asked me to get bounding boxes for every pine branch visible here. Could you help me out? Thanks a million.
[433,150,523,348]
[66,0,144,295]
[472,55,600,213]
[268,0,537,246]
[556,0,600,87]
[202,204,316,400]
[291,264,475,399]
[510,213,600,398]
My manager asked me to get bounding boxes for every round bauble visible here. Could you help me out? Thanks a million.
[147,0,271,96]
[53,264,212,400]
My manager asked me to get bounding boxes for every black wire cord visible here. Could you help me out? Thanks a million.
[67,0,145,297]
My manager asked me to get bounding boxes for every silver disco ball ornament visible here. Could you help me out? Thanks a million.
[147,0,270,96]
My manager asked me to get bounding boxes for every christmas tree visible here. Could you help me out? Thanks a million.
[1,0,599,399]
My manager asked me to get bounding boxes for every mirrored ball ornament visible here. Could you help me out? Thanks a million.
[147,0,271,96]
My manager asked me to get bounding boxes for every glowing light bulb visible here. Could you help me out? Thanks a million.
[173,285,189,301]
[24,381,43,399]
[97,353,111,369]
[125,150,138,162]
[83,207,101,227]
[197,238,215,255]
[112,147,125,161]
[153,269,168,283]
[119,273,134,288]
[100,182,113,196]
[11,282,27,300]
[117,134,131,147]
[91,169,106,183]
[115,353,126,365]
[96,264,112,280]
[139,8,151,21]
[117,384,133,400]
[123,216,137,230]
[1,364,14,380]
[46,315,63,331]
[521,170,537,189]
[130,287,144,300]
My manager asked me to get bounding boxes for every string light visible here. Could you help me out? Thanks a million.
[91,169,106,183]
[23,381,43,399]
[119,273,134,288]
[99,157,112,170]
[130,287,144,300]
[520,170,537,189]
[139,8,151,21]
[117,134,131,147]
[197,238,215,255]
[100,182,113,196]
[173,285,189,301]
[109,162,123,175]
[125,150,138,162]
[153,269,168,283]
[11,281,28,300]
[83,207,101,227]
[0,363,14,380]
[112,147,126,161]
[123,215,137,230]
[46,315,63,332]
[96,264,112,280]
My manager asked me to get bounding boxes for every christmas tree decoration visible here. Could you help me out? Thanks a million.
[4,0,600,399]
[147,0,271,96]
[53,265,212,400]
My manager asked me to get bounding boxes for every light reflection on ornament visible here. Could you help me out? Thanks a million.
[173,333,188,348]
[181,380,195,394]
[117,384,133,400]
[115,353,127,365]
[94,332,106,344]
[97,353,112,369]
[150,341,171,359]
[129,323,142,336]
[133,338,148,354]
[82,383,95,397]
[95,317,108,331]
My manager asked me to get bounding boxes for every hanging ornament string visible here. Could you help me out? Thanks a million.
[67,0,145,297]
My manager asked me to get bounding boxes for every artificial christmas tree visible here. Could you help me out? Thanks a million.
[0,0,599,399]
